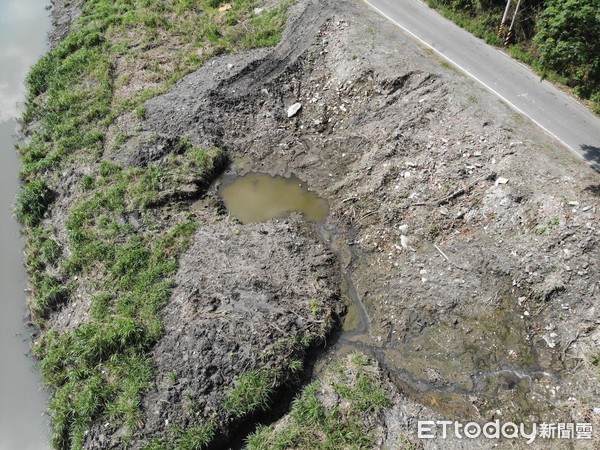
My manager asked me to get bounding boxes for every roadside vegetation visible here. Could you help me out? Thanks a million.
[15,0,291,448]
[246,352,392,450]
[426,0,600,113]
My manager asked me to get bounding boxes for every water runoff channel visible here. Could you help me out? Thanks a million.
[221,172,559,423]
[0,0,52,448]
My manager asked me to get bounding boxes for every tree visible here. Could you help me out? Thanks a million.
[533,0,600,99]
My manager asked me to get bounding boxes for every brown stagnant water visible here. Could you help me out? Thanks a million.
[219,173,329,224]
[0,0,52,448]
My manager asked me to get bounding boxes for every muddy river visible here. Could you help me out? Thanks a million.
[0,0,51,448]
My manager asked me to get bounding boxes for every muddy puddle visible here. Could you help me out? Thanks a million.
[219,173,329,224]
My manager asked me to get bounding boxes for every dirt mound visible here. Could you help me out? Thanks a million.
[36,0,600,447]
[127,0,599,444]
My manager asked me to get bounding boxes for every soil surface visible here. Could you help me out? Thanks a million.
[36,0,600,448]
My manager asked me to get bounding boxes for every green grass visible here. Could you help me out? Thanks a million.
[223,368,279,418]
[142,420,216,450]
[13,179,54,226]
[246,353,391,450]
[17,0,294,449]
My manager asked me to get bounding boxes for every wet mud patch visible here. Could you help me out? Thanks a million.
[379,297,560,423]
[133,218,343,446]
[219,172,329,224]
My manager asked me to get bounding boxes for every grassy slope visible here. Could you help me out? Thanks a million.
[246,353,392,450]
[15,0,290,448]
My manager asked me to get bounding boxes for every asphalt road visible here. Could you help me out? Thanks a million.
[364,0,600,171]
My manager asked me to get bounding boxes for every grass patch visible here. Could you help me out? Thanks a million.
[223,368,280,418]
[142,420,216,450]
[18,0,293,448]
[19,0,293,181]
[13,179,54,226]
[246,353,391,450]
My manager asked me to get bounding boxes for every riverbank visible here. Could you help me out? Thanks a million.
[19,0,600,448]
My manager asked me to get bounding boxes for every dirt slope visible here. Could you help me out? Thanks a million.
[34,0,600,448]
[131,0,599,445]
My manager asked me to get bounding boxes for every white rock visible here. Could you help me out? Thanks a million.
[400,235,408,249]
[495,177,509,186]
[287,102,302,118]
[542,334,556,348]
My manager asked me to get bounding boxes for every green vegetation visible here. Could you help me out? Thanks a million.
[16,0,292,448]
[224,368,280,418]
[142,420,216,450]
[535,216,561,235]
[427,0,504,46]
[427,0,600,113]
[13,179,53,226]
[534,0,600,106]
[246,353,391,450]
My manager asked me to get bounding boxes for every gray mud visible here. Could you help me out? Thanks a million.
[131,0,599,444]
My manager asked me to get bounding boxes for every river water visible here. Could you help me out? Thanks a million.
[0,0,51,448]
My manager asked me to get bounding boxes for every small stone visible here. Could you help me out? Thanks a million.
[400,235,408,249]
[287,102,302,118]
[495,177,509,186]
[542,334,556,348]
